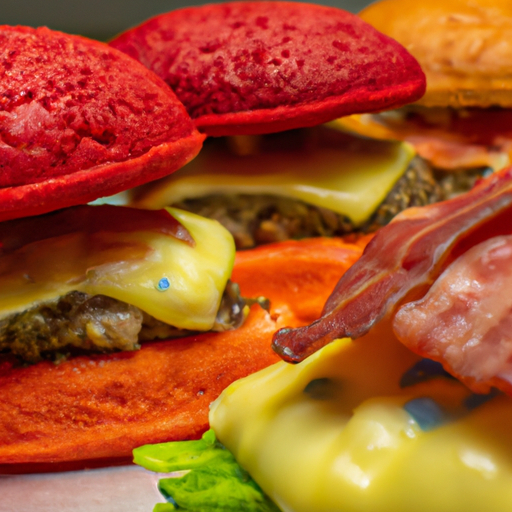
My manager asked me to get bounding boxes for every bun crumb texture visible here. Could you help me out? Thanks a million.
[360,0,512,108]
[111,1,426,135]
[0,26,203,221]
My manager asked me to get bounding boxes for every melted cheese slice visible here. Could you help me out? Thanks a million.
[0,208,235,331]
[136,134,415,226]
[210,327,512,511]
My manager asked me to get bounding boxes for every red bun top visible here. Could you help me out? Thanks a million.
[0,26,204,221]
[110,1,426,137]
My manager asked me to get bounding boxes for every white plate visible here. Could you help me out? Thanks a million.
[0,465,166,512]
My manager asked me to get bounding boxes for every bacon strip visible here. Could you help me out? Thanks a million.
[0,205,195,254]
[339,109,512,170]
[407,135,511,171]
[394,235,512,395]
[272,166,512,363]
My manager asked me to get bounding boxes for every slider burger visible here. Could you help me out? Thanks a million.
[0,24,265,468]
[0,3,426,468]
[0,25,223,363]
[134,167,512,511]
[110,1,431,249]
[337,0,512,176]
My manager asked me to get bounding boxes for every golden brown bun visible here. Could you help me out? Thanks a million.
[360,0,512,108]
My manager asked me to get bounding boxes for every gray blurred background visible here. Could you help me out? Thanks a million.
[1,0,375,41]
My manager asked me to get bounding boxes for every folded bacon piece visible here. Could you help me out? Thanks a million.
[272,166,512,363]
[110,1,426,136]
[394,235,512,395]
[0,237,363,470]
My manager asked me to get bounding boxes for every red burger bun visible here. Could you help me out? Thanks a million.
[110,1,426,136]
[0,25,205,221]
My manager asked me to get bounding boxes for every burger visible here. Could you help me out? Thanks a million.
[110,1,435,250]
[0,2,426,469]
[130,128,426,250]
[0,25,249,362]
[132,150,512,512]
[0,23,280,469]
[116,5,512,503]
[336,0,512,178]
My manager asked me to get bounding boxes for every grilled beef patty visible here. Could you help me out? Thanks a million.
[0,282,246,363]
[174,158,488,249]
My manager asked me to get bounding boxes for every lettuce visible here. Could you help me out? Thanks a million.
[133,429,280,512]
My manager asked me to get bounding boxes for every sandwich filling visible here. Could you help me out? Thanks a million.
[336,107,512,171]
[0,205,241,362]
[135,128,478,249]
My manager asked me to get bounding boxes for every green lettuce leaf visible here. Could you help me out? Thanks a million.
[133,429,281,512]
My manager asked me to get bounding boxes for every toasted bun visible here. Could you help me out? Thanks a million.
[360,0,512,108]
[0,237,364,468]
[0,26,204,221]
[110,1,426,136]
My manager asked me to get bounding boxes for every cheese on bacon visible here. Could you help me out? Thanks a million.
[211,328,512,512]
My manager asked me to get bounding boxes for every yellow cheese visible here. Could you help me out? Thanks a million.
[0,207,235,331]
[331,113,406,142]
[210,326,512,512]
[136,133,416,226]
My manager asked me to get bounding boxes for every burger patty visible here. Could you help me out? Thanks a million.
[174,158,489,249]
[0,282,246,363]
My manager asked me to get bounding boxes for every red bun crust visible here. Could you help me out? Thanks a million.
[0,26,205,221]
[110,1,426,136]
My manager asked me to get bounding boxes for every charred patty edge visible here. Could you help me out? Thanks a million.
[0,281,247,363]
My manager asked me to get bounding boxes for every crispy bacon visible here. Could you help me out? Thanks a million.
[394,235,512,395]
[0,205,195,255]
[272,166,512,363]
[407,135,511,171]
[341,108,512,170]
[400,108,512,169]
